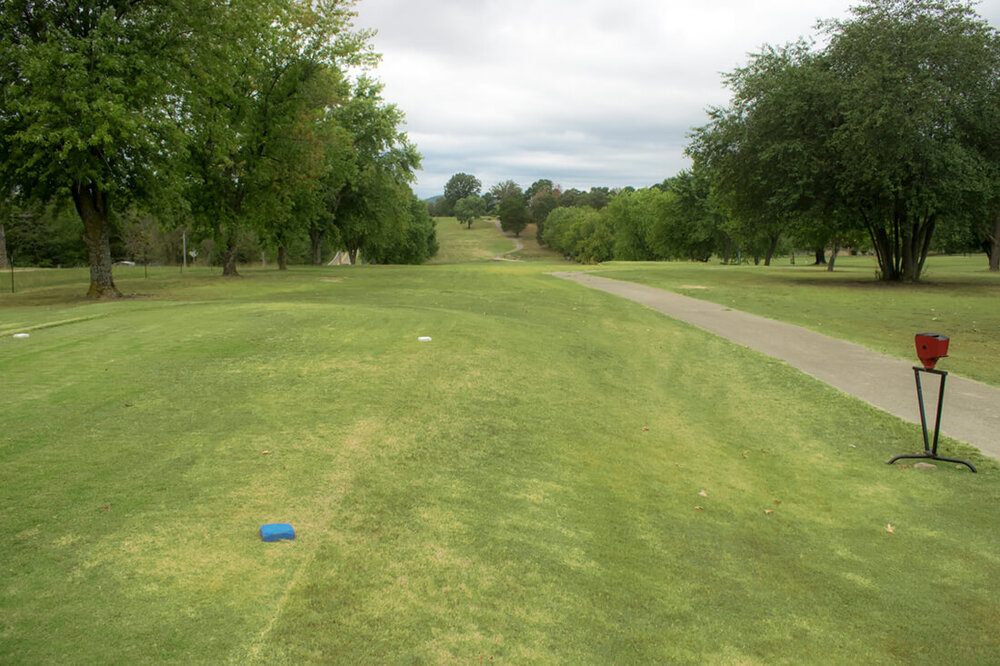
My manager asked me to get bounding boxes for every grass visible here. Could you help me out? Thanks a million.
[1,236,998,663]
[599,254,1000,387]
[428,217,511,263]
[429,217,566,264]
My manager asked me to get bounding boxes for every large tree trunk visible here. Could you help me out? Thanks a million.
[71,181,120,298]
[763,233,779,266]
[866,207,934,282]
[222,248,239,276]
[987,212,1000,272]
[814,247,827,265]
[221,224,240,277]
[827,244,839,272]
[0,224,7,270]
[901,214,934,282]
[278,245,288,271]
[866,220,897,280]
[309,226,325,265]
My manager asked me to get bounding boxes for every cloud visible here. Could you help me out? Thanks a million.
[355,0,1000,198]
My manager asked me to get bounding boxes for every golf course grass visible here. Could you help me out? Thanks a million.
[1,226,998,664]
[601,255,1000,387]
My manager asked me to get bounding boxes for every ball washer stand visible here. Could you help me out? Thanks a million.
[888,333,976,473]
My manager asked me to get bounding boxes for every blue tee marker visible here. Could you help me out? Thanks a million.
[260,523,295,542]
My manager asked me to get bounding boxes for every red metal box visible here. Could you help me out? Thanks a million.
[915,333,949,370]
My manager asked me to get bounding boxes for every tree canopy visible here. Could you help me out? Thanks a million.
[0,0,203,295]
[442,173,482,216]
[0,0,432,292]
[454,195,486,229]
[688,0,1000,280]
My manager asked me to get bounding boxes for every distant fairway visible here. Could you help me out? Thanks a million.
[2,228,998,663]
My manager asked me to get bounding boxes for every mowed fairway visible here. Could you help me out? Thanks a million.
[1,229,999,663]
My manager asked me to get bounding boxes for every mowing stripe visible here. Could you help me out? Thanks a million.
[552,271,1000,461]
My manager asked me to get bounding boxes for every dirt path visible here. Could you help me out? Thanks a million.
[492,219,524,261]
[552,271,1000,462]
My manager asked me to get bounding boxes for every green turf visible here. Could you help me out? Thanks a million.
[428,217,510,263]
[429,216,566,264]
[599,255,1000,387]
[1,243,998,663]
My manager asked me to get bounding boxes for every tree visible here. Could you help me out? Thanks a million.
[0,0,202,296]
[823,0,998,281]
[983,215,1000,271]
[490,180,524,204]
[688,0,999,280]
[492,181,528,236]
[541,206,612,263]
[304,121,354,265]
[120,212,157,278]
[271,70,354,269]
[184,1,370,276]
[688,41,838,267]
[587,187,611,210]
[364,193,438,264]
[527,180,559,236]
[454,195,486,229]
[1,195,88,268]
[442,173,482,216]
[332,77,422,264]
[481,191,498,214]
[649,171,723,262]
[966,31,1000,271]
[525,179,555,201]
[558,188,588,208]
[0,190,12,270]
[605,188,661,260]
[498,198,529,237]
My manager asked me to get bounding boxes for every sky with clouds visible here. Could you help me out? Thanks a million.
[353,0,1000,199]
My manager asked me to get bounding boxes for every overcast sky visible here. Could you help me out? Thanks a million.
[354,0,1000,199]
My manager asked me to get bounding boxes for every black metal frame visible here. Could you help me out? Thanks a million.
[888,367,976,472]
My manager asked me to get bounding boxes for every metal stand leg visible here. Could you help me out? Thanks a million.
[889,367,976,472]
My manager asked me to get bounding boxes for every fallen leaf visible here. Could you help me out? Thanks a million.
[262,450,272,455]
[124,403,133,408]
[886,524,895,534]
[764,509,773,515]
[694,506,704,511]
[642,427,649,432]
[742,450,750,459]
[773,499,782,505]
[698,490,708,498]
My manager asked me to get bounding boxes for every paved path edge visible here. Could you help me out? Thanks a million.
[552,271,1000,462]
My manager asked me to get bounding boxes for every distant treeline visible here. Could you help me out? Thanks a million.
[432,0,1000,280]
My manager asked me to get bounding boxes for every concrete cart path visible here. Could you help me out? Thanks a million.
[492,219,524,261]
[552,271,1000,461]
